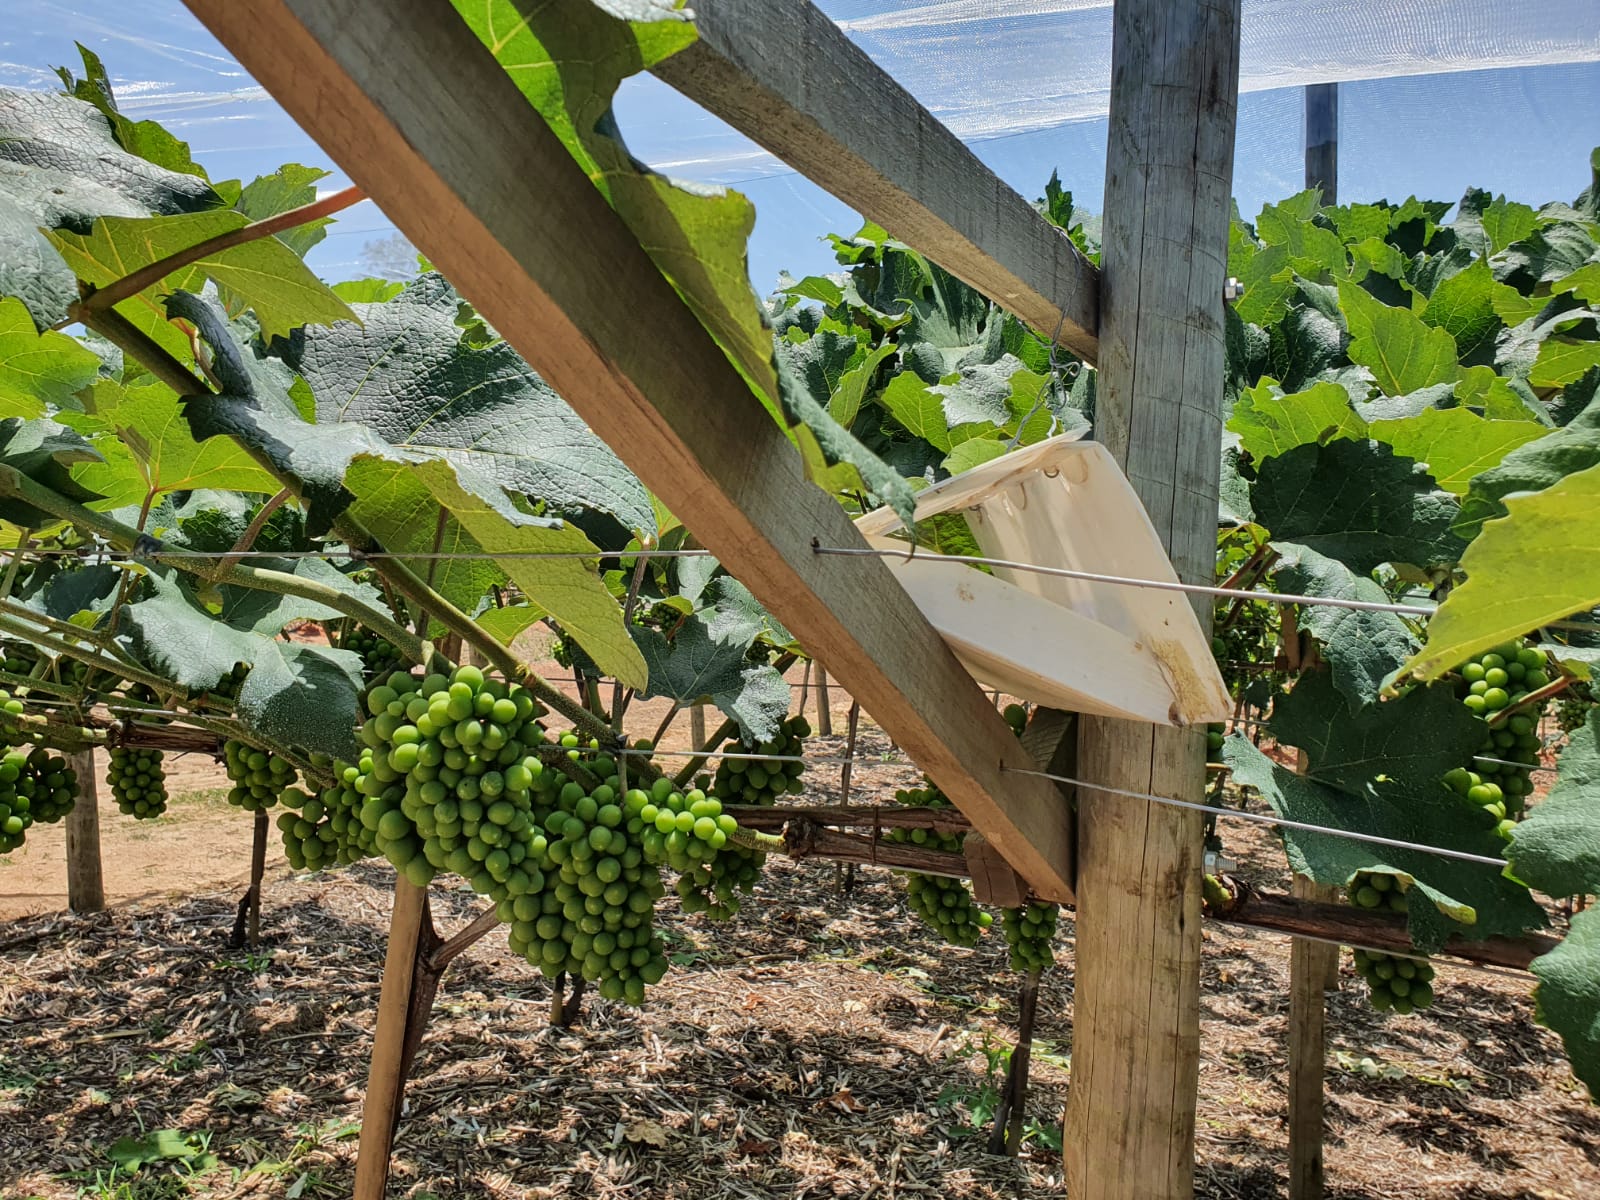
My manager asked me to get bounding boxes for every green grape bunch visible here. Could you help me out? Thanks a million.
[698,715,812,918]
[342,625,403,681]
[1352,947,1435,1015]
[108,746,168,819]
[887,782,991,947]
[709,714,811,805]
[1002,899,1059,972]
[1447,640,1556,841]
[222,739,298,813]
[0,747,79,852]
[1346,871,1434,1014]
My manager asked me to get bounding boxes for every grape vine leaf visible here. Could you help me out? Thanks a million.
[0,416,106,528]
[1225,725,1546,952]
[1407,462,1600,680]
[21,562,121,625]
[711,663,791,744]
[65,379,280,509]
[630,614,750,706]
[1530,908,1600,1100]
[474,604,546,647]
[346,457,646,689]
[54,44,210,178]
[879,372,957,452]
[1271,542,1418,708]
[1250,439,1465,574]
[1366,407,1547,495]
[271,277,653,538]
[1452,190,1538,258]
[0,297,100,416]
[1530,337,1600,390]
[1509,709,1600,899]
[118,568,362,759]
[1417,259,1502,361]
[0,87,220,328]
[1227,379,1366,461]
[1454,391,1600,536]
[1270,672,1482,792]
[235,164,332,257]
[1337,281,1459,397]
[46,210,355,363]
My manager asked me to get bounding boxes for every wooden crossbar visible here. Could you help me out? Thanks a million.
[181,0,1076,905]
[651,0,1100,363]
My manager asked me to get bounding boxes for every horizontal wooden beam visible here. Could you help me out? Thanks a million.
[650,0,1100,363]
[182,0,1076,904]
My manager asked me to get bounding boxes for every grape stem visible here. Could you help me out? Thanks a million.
[0,465,428,667]
[1485,673,1573,729]
[73,186,366,317]
[217,487,293,575]
[0,612,176,700]
[0,528,29,604]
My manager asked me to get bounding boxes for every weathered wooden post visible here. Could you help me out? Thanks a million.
[64,749,103,913]
[1063,2,1242,1197]
[1304,83,1338,200]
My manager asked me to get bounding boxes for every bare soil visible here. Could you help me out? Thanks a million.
[0,715,1595,1199]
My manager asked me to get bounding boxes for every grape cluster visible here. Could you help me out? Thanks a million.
[1001,900,1058,972]
[695,715,812,918]
[343,626,403,681]
[709,715,810,804]
[0,748,79,852]
[1205,722,1226,758]
[1346,871,1434,1013]
[222,740,299,812]
[1449,641,1554,840]
[277,780,363,871]
[887,783,991,947]
[108,747,168,818]
[1352,947,1435,1014]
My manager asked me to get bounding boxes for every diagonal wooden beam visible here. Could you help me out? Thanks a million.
[649,0,1100,363]
[181,0,1075,904]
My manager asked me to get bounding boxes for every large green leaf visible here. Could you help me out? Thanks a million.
[1337,280,1459,397]
[273,276,652,536]
[1367,407,1547,495]
[119,568,362,759]
[630,615,750,707]
[404,458,644,688]
[55,44,210,178]
[1270,672,1481,794]
[0,296,99,416]
[0,87,220,328]
[235,164,332,257]
[1272,542,1418,708]
[1530,337,1600,390]
[46,210,354,364]
[1250,439,1465,574]
[0,416,105,528]
[1417,259,1502,361]
[1454,392,1600,536]
[1407,461,1600,680]
[1227,378,1366,461]
[879,371,955,452]
[65,379,280,508]
[1510,709,1600,899]
[1531,907,1600,1100]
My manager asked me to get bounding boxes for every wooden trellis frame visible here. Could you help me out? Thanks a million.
[178,1,1236,1197]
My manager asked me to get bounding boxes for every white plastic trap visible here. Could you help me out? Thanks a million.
[853,434,1231,727]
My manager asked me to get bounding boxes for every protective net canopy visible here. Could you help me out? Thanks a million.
[4,0,1598,286]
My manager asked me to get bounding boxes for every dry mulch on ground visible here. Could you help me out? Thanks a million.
[1,731,1597,1199]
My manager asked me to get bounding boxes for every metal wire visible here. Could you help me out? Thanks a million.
[1001,765,1510,868]
[811,545,1435,617]
[0,547,714,562]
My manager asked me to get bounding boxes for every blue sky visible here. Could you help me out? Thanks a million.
[4,2,1598,295]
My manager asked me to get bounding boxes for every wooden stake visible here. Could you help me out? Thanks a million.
[690,703,706,751]
[990,966,1043,1156]
[64,750,103,914]
[1288,874,1338,1200]
[816,667,833,736]
[353,876,429,1200]
[1064,2,1241,1196]
[230,809,270,948]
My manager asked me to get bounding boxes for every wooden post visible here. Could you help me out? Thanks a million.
[815,667,833,736]
[64,750,103,913]
[1063,2,1242,1197]
[689,703,706,751]
[1288,875,1339,1200]
[1304,83,1338,202]
[353,877,429,1200]
[231,810,270,948]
